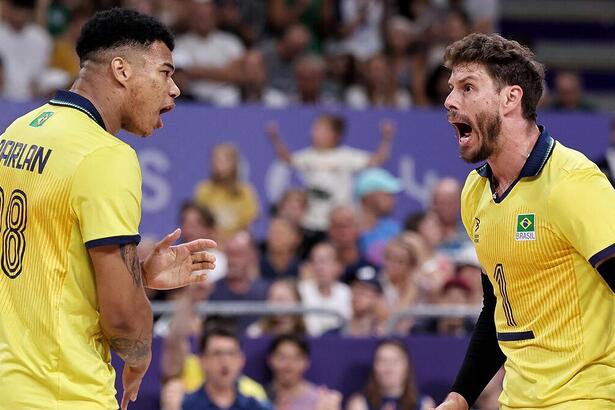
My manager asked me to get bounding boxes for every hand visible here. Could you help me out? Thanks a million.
[142,228,217,290]
[314,387,342,410]
[380,119,395,142]
[431,392,469,410]
[121,362,149,410]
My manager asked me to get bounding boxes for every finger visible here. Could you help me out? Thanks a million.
[191,262,215,271]
[191,251,216,264]
[121,391,130,410]
[182,238,217,253]
[157,228,181,250]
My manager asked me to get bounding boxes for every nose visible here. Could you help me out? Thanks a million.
[444,89,458,111]
[169,77,181,99]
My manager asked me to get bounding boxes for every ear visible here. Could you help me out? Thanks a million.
[110,56,132,86]
[501,85,523,116]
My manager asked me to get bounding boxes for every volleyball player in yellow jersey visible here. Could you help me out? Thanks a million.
[0,9,217,410]
[433,34,615,409]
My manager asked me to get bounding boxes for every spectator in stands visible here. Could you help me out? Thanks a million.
[272,188,320,259]
[429,177,473,262]
[334,0,384,61]
[356,168,403,266]
[380,237,421,334]
[383,15,428,106]
[181,327,271,410]
[48,7,89,85]
[261,23,311,94]
[346,54,412,109]
[210,231,269,331]
[267,114,393,233]
[346,339,435,410]
[239,48,288,107]
[260,217,302,280]
[426,64,451,106]
[246,278,307,337]
[193,142,260,242]
[291,54,337,105]
[267,334,342,410]
[0,0,52,100]
[549,71,595,111]
[299,242,351,335]
[173,0,245,105]
[216,0,267,47]
[426,8,471,76]
[325,265,385,337]
[594,117,615,186]
[454,247,483,305]
[323,49,357,102]
[328,206,374,284]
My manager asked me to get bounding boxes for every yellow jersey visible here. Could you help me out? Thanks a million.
[0,91,142,409]
[461,127,615,409]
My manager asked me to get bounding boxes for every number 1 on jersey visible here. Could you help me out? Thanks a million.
[494,263,518,327]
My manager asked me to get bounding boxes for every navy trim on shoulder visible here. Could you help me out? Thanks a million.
[49,90,107,131]
[589,242,615,267]
[497,330,535,341]
[475,126,556,203]
[85,234,141,249]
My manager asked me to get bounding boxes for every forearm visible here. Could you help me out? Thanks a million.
[450,274,506,406]
[161,297,193,380]
[369,138,392,166]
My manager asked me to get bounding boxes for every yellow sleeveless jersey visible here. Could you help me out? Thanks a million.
[0,91,142,409]
[461,127,615,409]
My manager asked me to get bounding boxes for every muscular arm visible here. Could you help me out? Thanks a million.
[90,243,153,368]
[450,273,506,407]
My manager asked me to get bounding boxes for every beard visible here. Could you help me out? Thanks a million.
[460,110,502,164]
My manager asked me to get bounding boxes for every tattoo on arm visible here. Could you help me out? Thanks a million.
[109,334,151,366]
[120,243,142,287]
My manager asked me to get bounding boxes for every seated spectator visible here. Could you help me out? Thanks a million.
[346,339,435,410]
[261,23,311,94]
[334,0,383,61]
[173,0,245,105]
[181,327,271,410]
[328,206,375,284]
[346,54,412,109]
[48,7,89,85]
[356,168,403,266]
[267,114,393,232]
[267,334,342,410]
[239,48,288,107]
[259,217,302,280]
[454,247,483,305]
[193,143,260,242]
[291,54,338,105]
[299,242,351,335]
[210,231,269,331]
[549,71,595,111]
[246,278,307,338]
[325,265,385,337]
[0,0,52,100]
[323,49,357,102]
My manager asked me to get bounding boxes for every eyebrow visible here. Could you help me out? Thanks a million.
[162,62,175,72]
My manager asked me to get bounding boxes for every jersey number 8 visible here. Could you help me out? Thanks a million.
[0,187,27,279]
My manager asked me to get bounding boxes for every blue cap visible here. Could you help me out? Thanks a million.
[355,168,402,199]
[351,266,383,293]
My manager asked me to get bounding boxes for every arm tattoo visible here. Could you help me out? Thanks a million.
[109,334,151,366]
[120,243,142,287]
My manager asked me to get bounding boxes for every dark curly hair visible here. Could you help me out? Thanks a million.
[76,8,174,63]
[444,33,545,121]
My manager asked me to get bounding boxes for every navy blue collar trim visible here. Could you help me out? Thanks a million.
[475,125,556,203]
[49,90,106,131]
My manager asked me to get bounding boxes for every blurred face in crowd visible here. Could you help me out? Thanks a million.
[267,218,301,253]
[364,191,396,217]
[431,178,461,227]
[310,243,342,287]
[416,212,444,248]
[268,341,309,387]
[181,207,214,242]
[351,281,380,317]
[211,143,238,181]
[444,11,470,43]
[366,55,392,90]
[373,343,409,393]
[445,63,503,163]
[295,57,325,103]
[268,280,299,305]
[277,189,308,225]
[457,264,483,303]
[311,117,339,149]
[328,207,359,248]
[282,24,310,59]
[3,3,32,31]
[243,49,267,88]
[386,18,414,55]
[191,1,217,37]
[554,72,582,109]
[382,241,416,284]
[201,335,245,390]
[225,232,255,279]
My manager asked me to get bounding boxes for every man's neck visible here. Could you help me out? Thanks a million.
[205,382,236,408]
[487,122,541,194]
[338,244,359,265]
[70,69,121,135]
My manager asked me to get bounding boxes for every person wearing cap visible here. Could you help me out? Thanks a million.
[324,265,385,337]
[356,167,403,266]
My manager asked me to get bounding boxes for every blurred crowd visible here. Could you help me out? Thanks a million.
[0,0,598,111]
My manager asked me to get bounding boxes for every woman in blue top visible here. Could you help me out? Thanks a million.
[346,339,435,410]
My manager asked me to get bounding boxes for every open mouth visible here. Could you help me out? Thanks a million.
[159,105,174,115]
[451,121,473,142]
